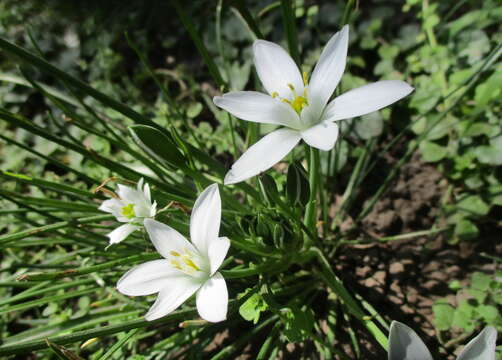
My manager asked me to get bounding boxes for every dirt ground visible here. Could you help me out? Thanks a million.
[335,152,500,359]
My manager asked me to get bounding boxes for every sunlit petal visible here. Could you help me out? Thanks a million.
[117,259,178,296]
[324,80,414,121]
[196,272,228,322]
[253,39,304,99]
[107,223,138,244]
[144,277,201,321]
[208,237,230,275]
[190,184,221,255]
[224,128,301,185]
[144,219,197,258]
[307,25,349,116]
[213,91,301,129]
[301,121,339,151]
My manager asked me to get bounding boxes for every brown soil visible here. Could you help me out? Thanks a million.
[334,152,501,359]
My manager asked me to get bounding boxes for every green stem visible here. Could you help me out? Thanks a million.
[304,147,320,235]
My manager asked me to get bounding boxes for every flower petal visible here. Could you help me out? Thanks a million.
[144,276,201,321]
[190,184,221,255]
[117,184,144,204]
[144,219,197,259]
[457,326,497,360]
[213,91,300,129]
[224,128,301,185]
[107,223,138,245]
[253,39,304,99]
[208,237,230,275]
[308,25,349,115]
[196,272,228,322]
[324,80,414,121]
[388,321,433,360]
[117,259,178,296]
[301,121,339,151]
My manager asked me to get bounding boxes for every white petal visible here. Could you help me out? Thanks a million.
[224,128,301,185]
[107,223,138,245]
[117,259,178,296]
[213,91,301,129]
[308,25,349,115]
[324,80,414,121]
[142,180,151,203]
[117,184,145,204]
[388,321,433,360]
[253,40,304,99]
[196,272,228,322]
[190,184,221,255]
[208,237,230,275]
[144,277,201,321]
[457,326,497,360]
[144,219,197,259]
[301,121,339,151]
[99,198,122,213]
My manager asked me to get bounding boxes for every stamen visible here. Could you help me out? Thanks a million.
[281,99,291,104]
[121,203,136,219]
[182,256,201,271]
[303,71,309,85]
[271,91,279,98]
[170,251,181,257]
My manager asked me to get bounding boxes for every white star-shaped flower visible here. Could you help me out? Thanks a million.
[214,25,414,184]
[99,178,157,245]
[117,184,230,322]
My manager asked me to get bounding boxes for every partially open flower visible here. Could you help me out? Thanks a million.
[99,178,156,245]
[116,184,230,322]
[214,25,414,184]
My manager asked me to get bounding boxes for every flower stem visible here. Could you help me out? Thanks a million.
[304,146,320,236]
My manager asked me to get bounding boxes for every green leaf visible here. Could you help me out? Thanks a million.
[258,174,280,206]
[476,305,499,322]
[286,161,310,207]
[452,300,475,332]
[129,125,186,169]
[456,195,490,217]
[433,301,454,331]
[419,141,448,162]
[239,292,268,324]
[282,305,315,342]
[471,272,492,291]
[473,146,502,165]
[454,219,479,241]
[46,339,84,360]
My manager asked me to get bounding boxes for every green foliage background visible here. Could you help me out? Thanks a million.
[0,0,501,358]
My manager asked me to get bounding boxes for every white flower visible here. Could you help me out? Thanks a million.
[214,25,414,184]
[116,184,230,322]
[99,178,157,245]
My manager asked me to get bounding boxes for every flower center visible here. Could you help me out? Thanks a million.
[169,249,204,276]
[272,72,310,114]
[121,203,136,219]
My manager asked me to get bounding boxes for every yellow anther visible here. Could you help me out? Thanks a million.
[170,251,181,257]
[182,256,201,271]
[282,99,291,104]
[271,91,279,98]
[121,203,136,219]
[170,259,182,270]
[287,83,296,92]
[302,71,309,85]
[291,96,308,113]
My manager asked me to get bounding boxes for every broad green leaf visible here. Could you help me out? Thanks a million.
[419,141,448,162]
[128,125,186,169]
[456,195,490,217]
[239,292,268,324]
[454,219,479,241]
[433,301,454,331]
